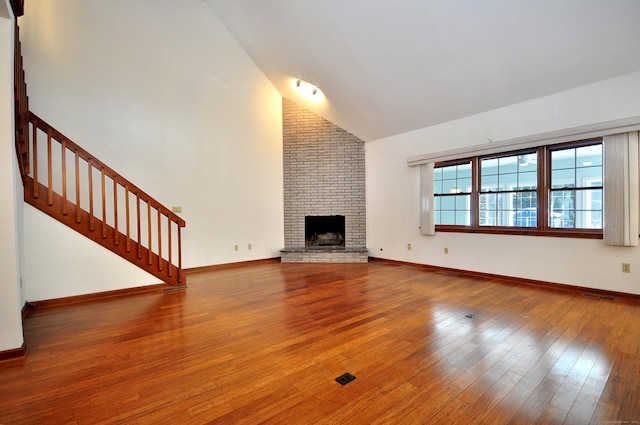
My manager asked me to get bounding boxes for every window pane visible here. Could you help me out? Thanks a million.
[576,165,602,183]
[588,188,602,211]
[479,193,496,226]
[513,209,536,227]
[552,148,575,169]
[518,171,537,189]
[577,144,602,167]
[575,210,597,229]
[481,158,498,176]
[442,179,460,194]
[551,169,575,188]
[481,174,498,192]
[440,195,455,210]
[514,192,537,210]
[442,167,457,180]
[455,195,469,210]
[550,190,575,228]
[588,210,603,229]
[433,168,442,180]
[457,163,472,179]
[498,156,518,174]
[517,153,537,168]
[458,177,472,193]
[440,210,455,225]
[496,209,514,226]
[455,210,470,225]
[433,179,443,194]
[500,172,517,190]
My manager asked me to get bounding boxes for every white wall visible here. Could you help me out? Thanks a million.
[0,0,25,351]
[19,0,283,301]
[367,71,640,295]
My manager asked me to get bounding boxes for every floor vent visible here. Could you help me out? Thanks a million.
[162,285,189,292]
[464,314,477,319]
[335,373,356,385]
[581,293,616,301]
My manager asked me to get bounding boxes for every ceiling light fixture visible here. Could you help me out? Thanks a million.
[294,78,322,99]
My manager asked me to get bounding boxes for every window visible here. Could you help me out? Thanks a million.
[433,161,472,225]
[433,139,603,237]
[480,151,537,227]
[549,143,602,229]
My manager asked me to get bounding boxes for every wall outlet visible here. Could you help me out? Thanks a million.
[172,206,182,213]
[248,243,252,250]
[407,243,412,250]
[444,247,449,254]
[622,263,631,273]
[234,245,239,251]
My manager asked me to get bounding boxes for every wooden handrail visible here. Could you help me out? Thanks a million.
[22,113,186,285]
[28,114,185,227]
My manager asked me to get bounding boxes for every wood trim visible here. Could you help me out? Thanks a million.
[29,282,171,309]
[185,258,281,274]
[27,259,280,308]
[0,343,26,363]
[433,225,603,239]
[21,301,34,320]
[9,0,24,17]
[368,257,640,301]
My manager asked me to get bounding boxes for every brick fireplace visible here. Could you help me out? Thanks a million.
[280,98,368,262]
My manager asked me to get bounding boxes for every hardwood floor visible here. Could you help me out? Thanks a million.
[1,262,639,424]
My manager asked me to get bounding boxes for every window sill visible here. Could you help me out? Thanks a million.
[434,225,603,239]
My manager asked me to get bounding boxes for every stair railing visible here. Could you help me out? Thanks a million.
[14,22,29,180]
[24,114,186,285]
[13,14,186,286]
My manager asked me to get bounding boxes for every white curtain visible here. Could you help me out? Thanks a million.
[419,163,435,235]
[603,132,639,246]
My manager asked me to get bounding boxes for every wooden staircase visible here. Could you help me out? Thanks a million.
[12,15,186,286]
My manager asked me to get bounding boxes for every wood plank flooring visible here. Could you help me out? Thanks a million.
[1,262,639,424]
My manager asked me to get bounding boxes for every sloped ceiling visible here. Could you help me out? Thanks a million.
[203,0,640,142]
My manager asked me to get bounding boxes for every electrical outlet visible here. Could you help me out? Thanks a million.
[444,247,449,254]
[234,245,239,251]
[248,243,252,250]
[172,206,182,213]
[622,263,631,273]
[407,243,412,250]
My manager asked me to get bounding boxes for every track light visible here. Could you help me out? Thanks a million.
[293,78,321,98]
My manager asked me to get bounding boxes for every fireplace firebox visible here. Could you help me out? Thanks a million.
[305,215,345,248]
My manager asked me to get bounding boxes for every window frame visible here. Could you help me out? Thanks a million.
[432,159,474,227]
[433,138,603,239]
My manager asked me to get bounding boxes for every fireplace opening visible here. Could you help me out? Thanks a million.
[305,215,345,248]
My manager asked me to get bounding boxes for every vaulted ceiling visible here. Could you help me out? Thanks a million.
[203,0,640,142]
